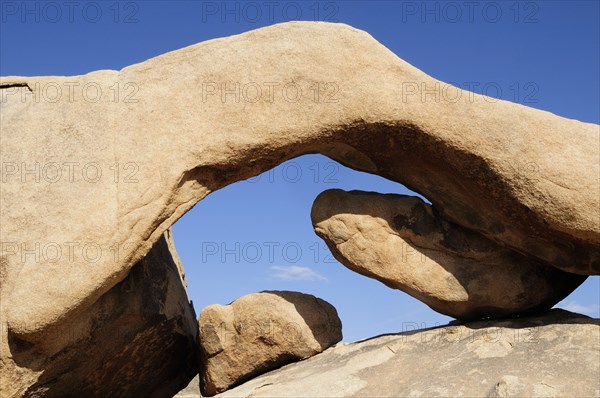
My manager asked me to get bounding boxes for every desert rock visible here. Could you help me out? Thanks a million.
[0,230,199,398]
[210,310,599,398]
[198,291,342,396]
[1,21,598,394]
[311,189,587,319]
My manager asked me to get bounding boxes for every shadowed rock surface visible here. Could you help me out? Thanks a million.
[311,189,587,319]
[0,231,199,398]
[199,291,342,396]
[176,310,600,398]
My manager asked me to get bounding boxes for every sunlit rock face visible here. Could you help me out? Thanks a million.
[213,310,600,398]
[198,291,342,396]
[311,189,586,320]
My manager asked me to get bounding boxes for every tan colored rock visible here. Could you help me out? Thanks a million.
[1,21,598,391]
[209,310,598,398]
[199,291,342,396]
[311,189,586,320]
[0,230,199,398]
[174,376,202,398]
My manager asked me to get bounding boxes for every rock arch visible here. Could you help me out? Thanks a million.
[1,21,598,396]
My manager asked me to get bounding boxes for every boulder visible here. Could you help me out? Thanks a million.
[0,230,199,398]
[311,189,586,319]
[198,291,342,396]
[206,310,598,398]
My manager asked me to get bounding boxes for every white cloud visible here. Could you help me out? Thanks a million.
[269,265,328,282]
[557,300,600,315]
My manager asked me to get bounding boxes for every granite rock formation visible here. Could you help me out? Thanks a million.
[1,21,598,396]
[0,231,198,398]
[199,291,342,396]
[183,310,600,398]
[311,189,587,319]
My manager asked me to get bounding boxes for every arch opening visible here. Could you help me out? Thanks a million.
[171,153,600,342]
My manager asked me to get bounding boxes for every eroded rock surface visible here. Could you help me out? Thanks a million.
[311,189,587,319]
[199,291,342,396]
[207,310,598,398]
[0,231,199,398]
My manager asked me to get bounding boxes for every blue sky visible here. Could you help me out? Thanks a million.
[1,1,598,342]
